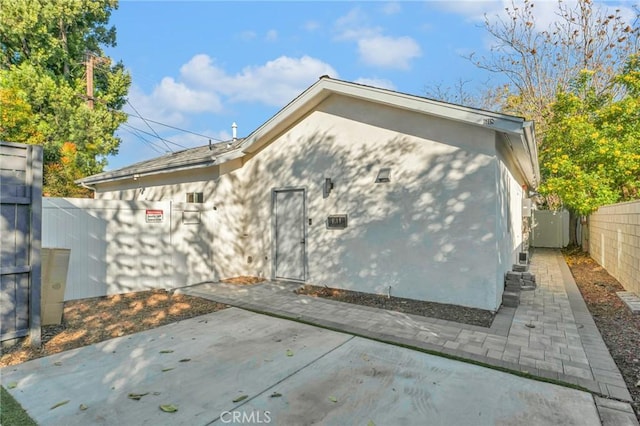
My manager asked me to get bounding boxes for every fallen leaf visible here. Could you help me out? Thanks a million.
[270,392,282,398]
[128,392,149,401]
[7,382,17,389]
[368,421,376,426]
[179,358,191,363]
[162,368,174,372]
[79,404,88,411]
[328,396,338,403]
[50,400,70,410]
[159,404,178,413]
[286,349,294,357]
[53,362,63,366]
[159,350,174,354]
[232,395,248,403]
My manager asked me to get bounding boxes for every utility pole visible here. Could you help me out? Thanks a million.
[85,52,107,109]
[86,52,95,109]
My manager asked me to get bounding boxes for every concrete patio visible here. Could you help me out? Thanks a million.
[179,248,637,425]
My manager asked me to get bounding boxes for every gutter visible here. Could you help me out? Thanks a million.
[79,181,96,194]
[76,148,246,187]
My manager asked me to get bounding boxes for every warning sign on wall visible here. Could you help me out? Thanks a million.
[145,209,164,223]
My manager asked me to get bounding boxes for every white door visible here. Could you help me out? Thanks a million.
[274,189,305,281]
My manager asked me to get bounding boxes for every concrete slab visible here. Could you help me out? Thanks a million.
[617,291,640,314]
[243,337,600,426]
[1,308,603,426]
[1,308,352,425]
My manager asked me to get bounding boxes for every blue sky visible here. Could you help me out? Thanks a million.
[103,1,633,170]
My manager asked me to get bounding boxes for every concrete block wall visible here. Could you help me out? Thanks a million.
[589,200,640,296]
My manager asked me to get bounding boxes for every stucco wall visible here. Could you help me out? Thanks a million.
[494,135,526,308]
[93,95,530,311]
[94,165,225,201]
[589,200,640,296]
[208,96,503,310]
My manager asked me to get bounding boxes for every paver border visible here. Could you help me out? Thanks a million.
[555,250,632,401]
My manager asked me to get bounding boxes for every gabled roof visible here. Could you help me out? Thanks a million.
[79,77,540,188]
[239,77,539,188]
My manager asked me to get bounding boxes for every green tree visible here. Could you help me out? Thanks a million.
[460,0,639,246]
[539,56,640,216]
[0,0,130,196]
[468,0,639,135]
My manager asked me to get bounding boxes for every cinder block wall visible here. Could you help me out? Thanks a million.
[589,200,640,296]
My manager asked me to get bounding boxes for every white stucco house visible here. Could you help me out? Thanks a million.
[78,77,539,311]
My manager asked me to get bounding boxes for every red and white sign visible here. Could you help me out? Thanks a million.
[145,209,163,223]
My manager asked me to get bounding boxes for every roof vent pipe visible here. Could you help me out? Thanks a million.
[232,122,237,142]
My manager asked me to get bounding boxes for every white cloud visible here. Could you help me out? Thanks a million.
[238,30,257,41]
[381,2,401,15]
[334,8,421,70]
[334,8,381,41]
[128,54,338,129]
[434,0,500,22]
[180,54,338,106]
[123,82,220,129]
[265,29,278,42]
[437,0,637,33]
[220,56,338,105]
[358,35,422,69]
[303,20,320,32]
[154,77,223,112]
[354,77,396,90]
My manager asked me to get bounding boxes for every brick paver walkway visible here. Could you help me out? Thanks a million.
[180,249,636,423]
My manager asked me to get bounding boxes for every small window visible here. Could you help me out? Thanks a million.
[186,192,204,203]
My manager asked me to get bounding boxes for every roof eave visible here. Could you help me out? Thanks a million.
[507,122,539,190]
[239,77,528,155]
[78,158,212,186]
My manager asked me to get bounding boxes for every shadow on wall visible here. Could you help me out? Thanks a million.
[216,119,501,309]
[170,202,218,284]
[43,198,217,300]
[214,158,271,278]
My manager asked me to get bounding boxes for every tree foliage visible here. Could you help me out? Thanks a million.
[0,0,130,196]
[469,0,639,134]
[539,56,640,215]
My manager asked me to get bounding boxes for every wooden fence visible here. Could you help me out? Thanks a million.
[0,141,42,344]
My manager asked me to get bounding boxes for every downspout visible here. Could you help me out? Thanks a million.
[79,181,97,197]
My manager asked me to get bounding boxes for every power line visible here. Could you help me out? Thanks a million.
[120,124,165,154]
[120,123,188,150]
[126,100,174,152]
[123,112,225,142]
[87,93,227,144]
[79,93,228,149]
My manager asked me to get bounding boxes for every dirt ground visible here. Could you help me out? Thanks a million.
[295,284,495,327]
[563,248,640,420]
[0,290,228,368]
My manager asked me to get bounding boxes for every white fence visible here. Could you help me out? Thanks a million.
[589,200,640,296]
[42,198,218,301]
[532,210,570,248]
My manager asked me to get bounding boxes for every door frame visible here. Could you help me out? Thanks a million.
[271,187,307,282]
